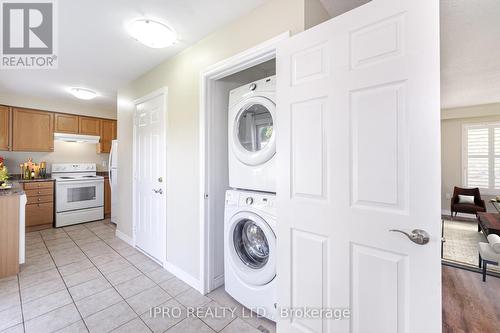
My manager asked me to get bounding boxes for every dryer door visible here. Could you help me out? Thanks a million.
[228,211,276,286]
[231,97,276,166]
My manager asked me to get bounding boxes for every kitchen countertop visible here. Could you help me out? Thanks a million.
[8,174,54,183]
[0,182,24,197]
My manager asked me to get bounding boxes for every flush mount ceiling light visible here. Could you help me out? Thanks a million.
[69,88,97,100]
[128,18,177,48]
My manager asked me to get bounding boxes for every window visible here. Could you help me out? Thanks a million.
[463,123,500,191]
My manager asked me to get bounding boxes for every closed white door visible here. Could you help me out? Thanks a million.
[134,91,167,263]
[276,0,441,332]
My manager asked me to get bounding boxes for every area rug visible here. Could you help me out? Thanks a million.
[442,218,500,273]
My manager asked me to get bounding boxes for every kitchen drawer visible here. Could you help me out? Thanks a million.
[25,202,53,227]
[23,181,54,190]
[27,195,53,205]
[25,188,53,198]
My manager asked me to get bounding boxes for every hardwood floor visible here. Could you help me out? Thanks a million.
[443,265,500,332]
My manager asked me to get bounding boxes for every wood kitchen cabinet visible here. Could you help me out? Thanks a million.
[12,108,54,152]
[98,119,117,153]
[54,113,79,134]
[79,116,100,136]
[104,175,111,217]
[23,180,54,230]
[0,106,10,151]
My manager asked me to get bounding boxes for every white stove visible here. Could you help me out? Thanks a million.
[52,163,104,227]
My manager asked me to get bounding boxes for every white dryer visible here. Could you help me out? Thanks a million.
[224,189,276,321]
[228,76,276,193]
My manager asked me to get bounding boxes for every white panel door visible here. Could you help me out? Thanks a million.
[276,0,441,332]
[134,92,167,263]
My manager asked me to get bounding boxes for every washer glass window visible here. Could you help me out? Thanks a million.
[237,104,273,152]
[233,219,269,269]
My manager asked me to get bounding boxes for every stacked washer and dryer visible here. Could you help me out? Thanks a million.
[224,76,277,321]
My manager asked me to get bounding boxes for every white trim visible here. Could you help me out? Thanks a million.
[115,228,134,246]
[132,87,169,267]
[198,31,289,294]
[163,261,203,293]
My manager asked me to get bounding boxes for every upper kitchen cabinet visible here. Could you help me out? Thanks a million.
[98,119,117,153]
[54,113,79,134]
[0,106,10,151]
[12,108,54,152]
[79,116,100,136]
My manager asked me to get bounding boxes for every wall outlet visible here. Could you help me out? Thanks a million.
[445,193,451,200]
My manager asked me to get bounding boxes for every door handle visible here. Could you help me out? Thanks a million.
[153,189,163,194]
[389,229,430,245]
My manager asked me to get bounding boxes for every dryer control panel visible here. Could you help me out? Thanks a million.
[225,190,275,211]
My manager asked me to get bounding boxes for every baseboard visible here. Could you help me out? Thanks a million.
[163,261,203,294]
[211,275,224,292]
[115,229,134,246]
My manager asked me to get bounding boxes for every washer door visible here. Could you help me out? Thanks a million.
[228,211,276,286]
[231,96,276,166]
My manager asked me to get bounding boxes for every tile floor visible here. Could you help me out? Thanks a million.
[0,219,276,333]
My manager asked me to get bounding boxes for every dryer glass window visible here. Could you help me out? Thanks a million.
[237,104,273,152]
[233,219,269,269]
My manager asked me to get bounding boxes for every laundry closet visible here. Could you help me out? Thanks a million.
[205,58,277,321]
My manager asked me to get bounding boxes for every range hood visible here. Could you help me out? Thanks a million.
[54,133,100,144]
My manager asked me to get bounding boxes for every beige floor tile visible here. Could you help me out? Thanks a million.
[52,249,88,267]
[176,288,211,308]
[84,301,137,333]
[220,318,261,333]
[55,320,89,333]
[0,276,19,296]
[140,298,186,333]
[68,276,111,301]
[115,275,155,299]
[0,305,22,331]
[126,286,172,315]
[73,235,102,246]
[197,301,238,332]
[24,303,81,333]
[125,253,150,265]
[90,252,122,267]
[19,268,60,290]
[111,318,151,333]
[75,288,123,318]
[239,315,276,333]
[62,267,102,288]
[144,268,174,284]
[21,277,66,304]
[23,289,73,321]
[1,323,24,333]
[94,258,131,275]
[0,291,20,312]
[167,317,215,333]
[114,246,139,257]
[26,246,49,258]
[159,277,190,297]
[57,259,94,277]
[134,260,162,274]
[104,266,142,286]
[105,239,131,251]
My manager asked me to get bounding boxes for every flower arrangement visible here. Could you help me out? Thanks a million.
[0,156,9,184]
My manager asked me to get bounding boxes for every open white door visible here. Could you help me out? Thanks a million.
[134,90,167,264]
[276,0,441,332]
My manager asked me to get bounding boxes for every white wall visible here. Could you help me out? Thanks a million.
[2,141,109,173]
[0,92,117,119]
[117,0,329,287]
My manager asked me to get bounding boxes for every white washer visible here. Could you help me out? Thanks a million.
[224,189,277,321]
[228,76,276,193]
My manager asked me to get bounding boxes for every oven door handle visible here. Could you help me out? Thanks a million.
[56,180,104,185]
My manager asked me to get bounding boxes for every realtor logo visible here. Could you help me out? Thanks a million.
[1,0,58,69]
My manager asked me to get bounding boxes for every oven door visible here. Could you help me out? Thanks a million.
[56,179,104,212]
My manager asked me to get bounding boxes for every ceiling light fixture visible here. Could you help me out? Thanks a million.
[69,87,97,100]
[128,18,177,48]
